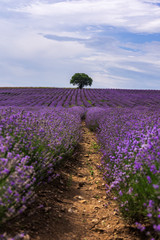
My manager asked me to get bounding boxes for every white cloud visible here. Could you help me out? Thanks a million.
[0,18,91,61]
[80,38,160,88]
[92,71,133,88]
[11,0,160,33]
[0,14,94,87]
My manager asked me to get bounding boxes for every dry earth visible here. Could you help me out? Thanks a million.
[1,122,146,240]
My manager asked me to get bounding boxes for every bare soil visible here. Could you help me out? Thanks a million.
[1,122,145,240]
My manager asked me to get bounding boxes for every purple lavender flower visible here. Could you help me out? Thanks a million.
[153,184,159,189]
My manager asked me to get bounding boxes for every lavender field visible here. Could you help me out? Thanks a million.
[0,87,160,108]
[0,88,160,239]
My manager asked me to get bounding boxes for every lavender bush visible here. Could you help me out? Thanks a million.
[85,107,160,239]
[0,107,83,223]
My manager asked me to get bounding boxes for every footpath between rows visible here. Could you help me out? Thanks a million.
[2,122,144,240]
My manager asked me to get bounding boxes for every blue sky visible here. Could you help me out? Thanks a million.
[0,0,160,89]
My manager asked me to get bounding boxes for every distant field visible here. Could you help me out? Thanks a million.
[0,87,160,108]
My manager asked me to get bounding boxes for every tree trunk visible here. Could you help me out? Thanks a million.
[79,83,83,89]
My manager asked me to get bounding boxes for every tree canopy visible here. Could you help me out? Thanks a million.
[70,73,93,89]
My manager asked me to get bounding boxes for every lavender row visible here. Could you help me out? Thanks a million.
[85,107,160,239]
[0,88,160,108]
[0,106,84,223]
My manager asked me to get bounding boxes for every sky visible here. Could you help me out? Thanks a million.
[0,0,160,89]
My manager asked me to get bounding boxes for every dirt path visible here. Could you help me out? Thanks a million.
[2,122,143,240]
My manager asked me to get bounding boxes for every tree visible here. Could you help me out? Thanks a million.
[70,73,93,89]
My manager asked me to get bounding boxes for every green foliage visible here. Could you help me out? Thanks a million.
[87,100,92,105]
[67,174,73,188]
[90,169,94,176]
[70,73,93,89]
[91,142,100,151]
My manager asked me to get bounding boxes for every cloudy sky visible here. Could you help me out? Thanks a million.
[0,0,160,89]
